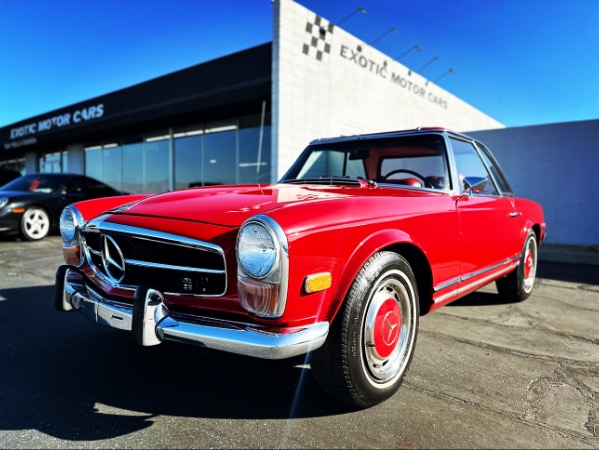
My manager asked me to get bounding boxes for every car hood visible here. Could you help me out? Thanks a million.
[108,183,440,228]
[0,190,53,201]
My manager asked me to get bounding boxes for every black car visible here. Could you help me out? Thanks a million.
[0,173,122,241]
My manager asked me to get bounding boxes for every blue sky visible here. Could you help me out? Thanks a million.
[1,0,597,128]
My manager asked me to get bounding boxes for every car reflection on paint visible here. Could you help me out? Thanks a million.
[0,173,122,241]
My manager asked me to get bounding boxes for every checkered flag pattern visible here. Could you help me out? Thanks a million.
[302,15,334,62]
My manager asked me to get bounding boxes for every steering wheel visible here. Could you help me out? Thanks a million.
[382,169,432,188]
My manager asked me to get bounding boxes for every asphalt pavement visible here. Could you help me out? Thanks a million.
[0,235,598,449]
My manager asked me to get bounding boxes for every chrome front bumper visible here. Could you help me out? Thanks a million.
[55,265,329,360]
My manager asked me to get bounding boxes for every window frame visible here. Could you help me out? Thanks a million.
[447,136,503,197]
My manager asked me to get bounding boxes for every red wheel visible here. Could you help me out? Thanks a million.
[497,231,538,301]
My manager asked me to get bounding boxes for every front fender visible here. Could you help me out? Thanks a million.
[324,228,421,323]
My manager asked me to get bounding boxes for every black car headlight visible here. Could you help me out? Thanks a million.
[0,197,8,209]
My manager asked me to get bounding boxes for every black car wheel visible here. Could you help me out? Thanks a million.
[310,251,419,408]
[20,207,50,241]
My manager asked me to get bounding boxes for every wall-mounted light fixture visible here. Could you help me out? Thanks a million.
[417,56,440,74]
[397,44,421,61]
[434,68,455,83]
[336,6,366,25]
[369,27,399,45]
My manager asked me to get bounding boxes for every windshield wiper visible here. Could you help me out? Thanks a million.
[282,176,376,187]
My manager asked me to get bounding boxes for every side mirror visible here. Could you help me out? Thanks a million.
[463,176,487,196]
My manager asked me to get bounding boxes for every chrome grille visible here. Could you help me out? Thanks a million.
[82,220,227,296]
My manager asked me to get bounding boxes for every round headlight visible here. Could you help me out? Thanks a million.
[237,221,277,279]
[59,208,77,245]
[0,197,8,209]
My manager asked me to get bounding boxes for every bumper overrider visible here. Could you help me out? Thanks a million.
[55,265,329,359]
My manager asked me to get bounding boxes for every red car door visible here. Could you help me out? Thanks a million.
[449,137,521,296]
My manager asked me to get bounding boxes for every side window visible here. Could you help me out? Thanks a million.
[450,138,499,196]
[65,177,86,193]
[475,143,513,195]
[85,178,110,192]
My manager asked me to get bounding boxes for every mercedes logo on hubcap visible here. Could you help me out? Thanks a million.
[382,310,400,347]
[101,234,126,284]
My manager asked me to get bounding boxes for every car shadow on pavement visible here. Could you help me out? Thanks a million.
[0,285,351,442]
[445,290,519,307]
[448,260,599,308]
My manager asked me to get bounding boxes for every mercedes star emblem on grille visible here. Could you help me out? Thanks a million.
[101,234,126,284]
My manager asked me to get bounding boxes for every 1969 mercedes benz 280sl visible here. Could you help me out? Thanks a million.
[55,128,545,408]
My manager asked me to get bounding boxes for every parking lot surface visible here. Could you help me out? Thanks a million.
[0,235,598,449]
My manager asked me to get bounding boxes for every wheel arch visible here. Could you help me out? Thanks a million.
[531,223,542,243]
[326,230,434,324]
[385,243,434,315]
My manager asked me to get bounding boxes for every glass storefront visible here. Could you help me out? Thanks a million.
[39,151,67,173]
[85,116,271,194]
[0,158,26,174]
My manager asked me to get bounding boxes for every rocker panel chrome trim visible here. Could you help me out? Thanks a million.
[433,254,520,295]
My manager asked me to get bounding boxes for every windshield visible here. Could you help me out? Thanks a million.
[1,174,67,194]
[281,134,450,190]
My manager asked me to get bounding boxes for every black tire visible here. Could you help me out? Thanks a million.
[20,207,50,241]
[310,251,419,409]
[496,231,538,301]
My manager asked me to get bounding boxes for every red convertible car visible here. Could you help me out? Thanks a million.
[55,128,545,408]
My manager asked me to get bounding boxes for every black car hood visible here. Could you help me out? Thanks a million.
[0,190,56,201]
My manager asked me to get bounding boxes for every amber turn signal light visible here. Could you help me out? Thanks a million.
[304,273,332,294]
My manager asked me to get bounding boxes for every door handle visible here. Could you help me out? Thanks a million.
[509,211,522,218]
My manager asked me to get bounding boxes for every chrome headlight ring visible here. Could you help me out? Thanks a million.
[236,215,289,318]
[237,221,279,279]
[59,206,84,247]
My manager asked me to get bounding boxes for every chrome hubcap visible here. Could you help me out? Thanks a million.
[24,209,49,238]
[363,272,413,386]
[523,238,537,293]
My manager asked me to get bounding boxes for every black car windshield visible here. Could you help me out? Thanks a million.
[281,134,451,191]
[1,174,67,194]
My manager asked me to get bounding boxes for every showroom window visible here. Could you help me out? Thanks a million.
[204,122,237,186]
[85,143,122,190]
[174,128,203,190]
[85,114,272,194]
[144,133,170,193]
[0,158,26,174]
[39,150,67,173]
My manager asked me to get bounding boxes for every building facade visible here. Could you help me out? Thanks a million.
[2,0,596,249]
[0,43,272,194]
[0,0,502,193]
